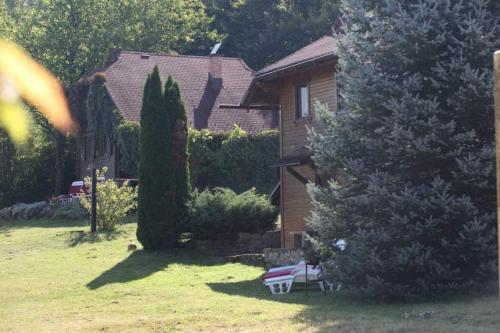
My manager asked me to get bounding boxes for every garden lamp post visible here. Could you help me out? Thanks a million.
[494,50,500,297]
[87,164,97,233]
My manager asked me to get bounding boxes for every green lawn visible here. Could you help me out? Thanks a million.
[0,219,498,333]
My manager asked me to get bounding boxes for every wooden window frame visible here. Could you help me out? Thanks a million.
[295,83,310,120]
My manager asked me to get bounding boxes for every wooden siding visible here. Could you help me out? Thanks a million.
[279,63,337,248]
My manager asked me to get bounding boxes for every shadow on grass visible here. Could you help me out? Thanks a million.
[87,250,226,290]
[87,250,169,290]
[208,278,500,332]
[207,278,333,305]
[65,230,126,247]
[206,278,410,332]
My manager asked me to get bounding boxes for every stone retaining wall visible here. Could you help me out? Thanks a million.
[194,230,281,256]
[263,248,304,268]
[0,201,52,220]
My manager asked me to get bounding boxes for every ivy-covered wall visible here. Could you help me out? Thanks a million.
[68,73,122,179]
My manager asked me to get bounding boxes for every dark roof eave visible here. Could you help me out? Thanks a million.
[256,53,338,80]
[241,53,338,107]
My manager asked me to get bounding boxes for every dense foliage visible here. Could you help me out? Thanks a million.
[187,188,278,240]
[5,0,218,86]
[189,127,279,194]
[204,0,340,69]
[81,168,137,231]
[308,0,500,300]
[0,126,55,208]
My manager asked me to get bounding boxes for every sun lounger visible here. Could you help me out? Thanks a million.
[263,262,325,294]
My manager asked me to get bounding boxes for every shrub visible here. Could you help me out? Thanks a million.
[187,188,278,240]
[52,203,88,220]
[81,168,137,231]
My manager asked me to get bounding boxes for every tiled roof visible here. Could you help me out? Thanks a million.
[256,35,337,77]
[103,51,277,134]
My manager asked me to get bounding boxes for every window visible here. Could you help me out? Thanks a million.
[293,233,303,249]
[296,84,309,119]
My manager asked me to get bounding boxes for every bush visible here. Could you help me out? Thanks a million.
[81,168,137,231]
[52,203,87,220]
[187,188,278,240]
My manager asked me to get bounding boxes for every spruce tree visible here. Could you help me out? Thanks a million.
[137,67,177,250]
[308,0,500,299]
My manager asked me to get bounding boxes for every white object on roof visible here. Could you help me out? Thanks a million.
[210,42,222,55]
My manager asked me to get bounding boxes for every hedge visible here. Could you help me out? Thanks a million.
[117,126,279,195]
[189,127,279,194]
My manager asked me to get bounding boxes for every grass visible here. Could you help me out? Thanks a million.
[0,218,499,333]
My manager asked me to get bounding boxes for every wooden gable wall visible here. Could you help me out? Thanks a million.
[278,63,337,248]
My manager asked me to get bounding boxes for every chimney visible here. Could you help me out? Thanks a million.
[209,54,222,82]
[209,42,223,88]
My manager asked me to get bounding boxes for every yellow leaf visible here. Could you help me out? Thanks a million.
[0,40,77,134]
[0,101,30,144]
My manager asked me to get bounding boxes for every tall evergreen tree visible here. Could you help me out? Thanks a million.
[137,67,176,250]
[165,77,191,225]
[308,0,500,299]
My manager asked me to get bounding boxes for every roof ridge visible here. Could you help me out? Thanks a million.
[119,50,247,62]
[257,35,335,74]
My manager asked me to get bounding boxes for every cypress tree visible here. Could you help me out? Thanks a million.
[308,0,500,299]
[164,77,191,228]
[137,66,177,250]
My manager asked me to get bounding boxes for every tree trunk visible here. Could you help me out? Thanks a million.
[494,51,500,297]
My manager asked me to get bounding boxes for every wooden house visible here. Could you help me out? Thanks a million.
[239,35,338,248]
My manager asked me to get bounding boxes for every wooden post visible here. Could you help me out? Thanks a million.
[494,51,500,296]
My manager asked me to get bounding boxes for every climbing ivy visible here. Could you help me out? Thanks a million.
[116,121,140,178]
[86,74,122,159]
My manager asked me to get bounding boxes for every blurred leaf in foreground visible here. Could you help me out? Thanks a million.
[0,40,77,144]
